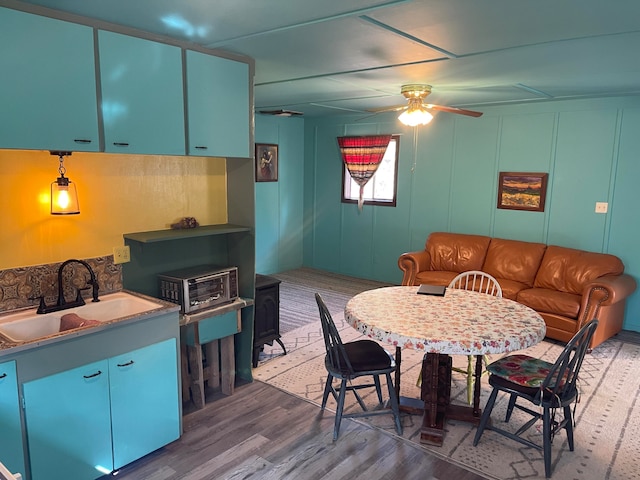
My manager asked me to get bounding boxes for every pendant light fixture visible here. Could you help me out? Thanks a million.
[50,151,80,215]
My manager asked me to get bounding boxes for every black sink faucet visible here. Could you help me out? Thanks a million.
[57,259,100,306]
[36,259,100,314]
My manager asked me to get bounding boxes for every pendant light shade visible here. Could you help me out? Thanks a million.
[50,151,80,215]
[398,97,434,127]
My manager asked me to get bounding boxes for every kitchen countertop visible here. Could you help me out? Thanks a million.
[0,290,179,356]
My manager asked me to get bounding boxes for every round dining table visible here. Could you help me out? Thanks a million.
[345,286,546,446]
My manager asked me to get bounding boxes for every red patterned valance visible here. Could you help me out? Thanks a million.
[337,135,392,210]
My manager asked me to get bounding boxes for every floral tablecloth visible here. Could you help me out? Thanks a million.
[345,286,546,355]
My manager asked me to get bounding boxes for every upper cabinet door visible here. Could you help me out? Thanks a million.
[98,30,185,155]
[186,51,250,158]
[0,8,99,151]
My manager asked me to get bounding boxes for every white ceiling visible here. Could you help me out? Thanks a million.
[9,0,640,117]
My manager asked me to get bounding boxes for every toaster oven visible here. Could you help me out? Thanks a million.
[158,265,238,314]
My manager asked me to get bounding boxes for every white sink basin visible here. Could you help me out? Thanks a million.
[0,292,164,343]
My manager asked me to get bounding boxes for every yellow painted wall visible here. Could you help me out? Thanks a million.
[0,150,228,268]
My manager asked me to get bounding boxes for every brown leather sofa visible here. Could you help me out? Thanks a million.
[398,232,637,349]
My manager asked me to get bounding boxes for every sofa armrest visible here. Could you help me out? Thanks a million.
[585,274,637,305]
[577,274,637,329]
[398,250,431,285]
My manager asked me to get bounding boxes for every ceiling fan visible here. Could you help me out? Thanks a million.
[368,84,483,126]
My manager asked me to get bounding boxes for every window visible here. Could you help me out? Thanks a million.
[341,135,399,207]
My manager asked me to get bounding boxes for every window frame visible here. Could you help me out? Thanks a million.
[340,134,400,207]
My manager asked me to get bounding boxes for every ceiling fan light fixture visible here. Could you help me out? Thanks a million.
[398,98,433,127]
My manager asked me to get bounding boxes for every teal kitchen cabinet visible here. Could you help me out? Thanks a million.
[0,361,25,478]
[23,339,180,480]
[23,359,112,480]
[98,30,185,155]
[109,339,180,469]
[0,7,99,152]
[185,50,250,158]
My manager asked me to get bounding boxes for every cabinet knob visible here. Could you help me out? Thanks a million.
[83,370,102,379]
[195,146,208,150]
[0,373,6,379]
[117,360,135,367]
[113,142,130,147]
[74,139,92,144]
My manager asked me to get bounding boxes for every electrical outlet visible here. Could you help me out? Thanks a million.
[595,202,608,214]
[113,245,131,264]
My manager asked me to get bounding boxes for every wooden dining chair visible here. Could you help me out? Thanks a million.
[473,319,599,478]
[447,270,503,404]
[315,293,403,440]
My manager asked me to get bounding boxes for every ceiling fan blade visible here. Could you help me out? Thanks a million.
[366,104,408,113]
[427,104,483,117]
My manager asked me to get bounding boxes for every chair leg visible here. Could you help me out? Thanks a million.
[321,374,333,409]
[473,387,498,446]
[374,374,383,404]
[542,406,552,478]
[505,393,517,422]
[466,355,474,405]
[333,379,348,441]
[385,372,403,435]
[564,405,575,451]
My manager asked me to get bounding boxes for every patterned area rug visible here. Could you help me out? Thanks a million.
[254,269,640,480]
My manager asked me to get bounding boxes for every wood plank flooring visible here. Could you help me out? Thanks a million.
[102,380,490,480]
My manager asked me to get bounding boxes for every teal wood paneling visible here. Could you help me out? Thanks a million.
[24,359,113,480]
[493,112,556,241]
[276,118,305,272]
[311,124,344,271]
[0,360,25,477]
[547,109,618,251]
[449,116,500,235]
[408,119,455,251]
[255,185,280,273]
[609,107,640,331]
[255,115,304,274]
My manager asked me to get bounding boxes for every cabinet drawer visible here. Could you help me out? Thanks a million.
[185,310,241,345]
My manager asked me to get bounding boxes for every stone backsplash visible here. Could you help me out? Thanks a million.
[0,256,122,313]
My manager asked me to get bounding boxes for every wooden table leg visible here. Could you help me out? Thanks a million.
[419,353,451,446]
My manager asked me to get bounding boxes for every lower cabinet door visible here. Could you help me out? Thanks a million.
[23,360,112,480]
[109,338,180,469]
[0,360,25,477]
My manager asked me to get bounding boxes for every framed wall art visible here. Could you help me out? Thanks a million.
[255,143,278,182]
[497,172,548,212]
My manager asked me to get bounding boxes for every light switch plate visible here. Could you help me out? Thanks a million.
[595,202,608,213]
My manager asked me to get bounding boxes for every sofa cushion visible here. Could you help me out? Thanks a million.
[493,278,528,301]
[534,246,624,295]
[415,270,458,287]
[517,288,581,319]
[426,232,491,273]
[482,238,546,287]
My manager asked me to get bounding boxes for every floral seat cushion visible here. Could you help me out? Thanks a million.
[487,354,557,388]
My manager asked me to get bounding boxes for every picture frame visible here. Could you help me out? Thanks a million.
[255,143,278,182]
[497,172,548,212]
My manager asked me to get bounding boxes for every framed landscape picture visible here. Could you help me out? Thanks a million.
[497,172,548,212]
[255,143,278,182]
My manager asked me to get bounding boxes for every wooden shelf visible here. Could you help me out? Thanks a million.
[124,224,251,244]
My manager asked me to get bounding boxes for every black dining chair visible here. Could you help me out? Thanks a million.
[315,293,403,440]
[473,319,599,478]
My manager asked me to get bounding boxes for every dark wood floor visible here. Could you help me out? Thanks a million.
[103,380,490,480]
